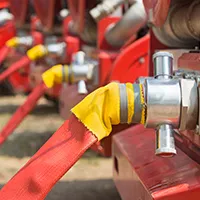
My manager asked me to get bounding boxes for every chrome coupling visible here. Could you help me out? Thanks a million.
[142,51,199,157]
[70,51,99,94]
[46,42,66,58]
[145,52,178,157]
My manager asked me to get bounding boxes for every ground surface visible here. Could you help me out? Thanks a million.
[0,95,121,200]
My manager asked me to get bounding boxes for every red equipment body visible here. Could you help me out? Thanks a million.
[113,125,200,200]
[0,21,16,48]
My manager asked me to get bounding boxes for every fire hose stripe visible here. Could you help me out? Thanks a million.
[119,84,128,123]
[132,84,142,123]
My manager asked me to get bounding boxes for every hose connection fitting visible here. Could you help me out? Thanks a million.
[6,36,34,48]
[0,9,13,26]
[71,82,145,141]
[146,52,179,157]
[143,51,198,157]
[90,0,124,22]
[26,44,48,61]
[72,51,199,158]
[42,51,98,90]
[71,51,98,94]
[45,42,66,59]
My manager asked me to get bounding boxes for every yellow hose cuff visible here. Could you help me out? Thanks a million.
[6,37,20,48]
[42,64,69,88]
[71,82,146,141]
[26,45,48,61]
[71,82,120,141]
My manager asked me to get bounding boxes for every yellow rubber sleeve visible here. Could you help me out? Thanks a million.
[71,82,146,141]
[6,37,20,48]
[26,44,48,61]
[71,82,120,141]
[42,64,69,88]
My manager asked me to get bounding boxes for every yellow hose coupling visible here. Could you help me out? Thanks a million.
[71,82,145,141]
[26,44,48,61]
[42,64,70,88]
[6,37,20,48]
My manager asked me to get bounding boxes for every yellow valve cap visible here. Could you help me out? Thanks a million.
[42,64,69,88]
[26,44,48,61]
[6,37,20,48]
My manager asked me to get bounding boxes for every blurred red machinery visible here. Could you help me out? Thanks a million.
[0,0,43,94]
[0,0,150,155]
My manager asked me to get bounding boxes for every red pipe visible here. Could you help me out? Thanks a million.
[0,45,11,65]
[0,82,47,145]
[0,55,31,83]
[0,114,97,200]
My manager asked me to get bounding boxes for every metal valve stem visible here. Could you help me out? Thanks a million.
[153,51,176,157]
[73,51,88,94]
[156,124,176,157]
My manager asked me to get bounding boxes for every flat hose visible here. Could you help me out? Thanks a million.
[0,83,145,199]
[0,56,31,82]
[0,44,47,83]
[0,114,97,200]
[0,65,71,145]
[0,82,47,145]
[0,37,27,66]
[0,45,11,66]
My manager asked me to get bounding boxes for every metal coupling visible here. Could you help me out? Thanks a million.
[119,83,145,125]
[0,9,13,26]
[72,52,88,94]
[69,51,98,94]
[46,42,66,58]
[89,0,123,22]
[153,51,173,79]
[18,36,34,47]
[145,52,179,157]
[156,124,176,157]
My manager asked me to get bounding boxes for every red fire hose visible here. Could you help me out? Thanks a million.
[0,82,47,145]
[0,45,11,65]
[0,55,31,83]
[0,44,48,83]
[0,82,145,199]
[0,114,97,200]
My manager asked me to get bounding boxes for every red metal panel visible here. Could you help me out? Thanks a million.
[31,31,44,45]
[97,17,120,50]
[113,125,200,200]
[98,51,118,86]
[0,21,16,47]
[0,0,9,8]
[65,36,80,63]
[109,34,150,82]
